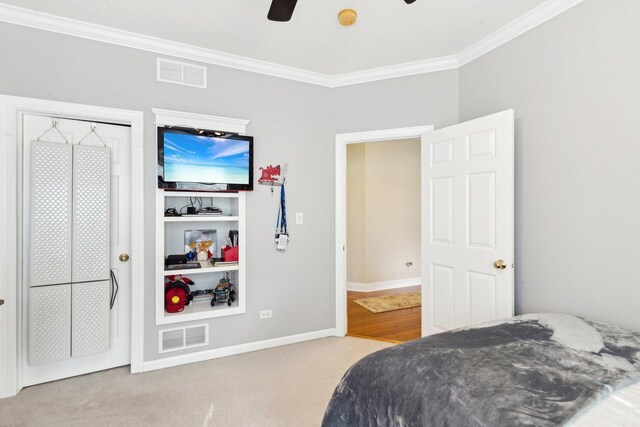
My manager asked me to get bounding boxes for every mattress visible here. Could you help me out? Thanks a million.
[572,381,640,426]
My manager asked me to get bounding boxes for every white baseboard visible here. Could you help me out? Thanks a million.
[142,328,338,372]
[347,277,421,292]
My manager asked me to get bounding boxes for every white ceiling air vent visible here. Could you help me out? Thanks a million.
[157,58,207,88]
[159,324,209,353]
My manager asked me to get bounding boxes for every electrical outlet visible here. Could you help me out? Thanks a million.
[259,310,273,319]
[296,212,303,225]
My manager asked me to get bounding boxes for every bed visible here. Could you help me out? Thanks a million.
[322,313,640,426]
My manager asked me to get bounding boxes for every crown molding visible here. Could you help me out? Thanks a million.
[457,0,586,67]
[0,3,334,87]
[0,0,585,88]
[329,56,458,88]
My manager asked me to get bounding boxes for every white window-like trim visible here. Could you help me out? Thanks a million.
[152,108,250,134]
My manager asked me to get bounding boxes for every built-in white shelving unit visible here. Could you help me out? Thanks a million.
[156,190,246,325]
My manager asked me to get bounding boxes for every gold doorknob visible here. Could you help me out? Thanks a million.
[119,253,130,262]
[0,299,4,306]
[493,259,507,270]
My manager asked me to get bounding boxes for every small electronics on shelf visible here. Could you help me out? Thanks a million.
[164,208,181,217]
[165,254,187,266]
[197,206,223,216]
[157,126,254,192]
[166,263,200,271]
[165,254,201,270]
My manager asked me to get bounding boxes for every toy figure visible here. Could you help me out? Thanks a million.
[189,239,213,261]
[211,273,236,307]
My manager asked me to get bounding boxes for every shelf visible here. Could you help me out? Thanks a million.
[164,216,239,223]
[159,299,244,325]
[156,188,245,326]
[164,261,239,276]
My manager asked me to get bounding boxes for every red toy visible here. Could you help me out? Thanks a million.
[165,275,195,313]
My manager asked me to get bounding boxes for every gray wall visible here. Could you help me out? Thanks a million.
[0,22,460,361]
[0,23,337,361]
[459,0,640,331]
[334,70,459,133]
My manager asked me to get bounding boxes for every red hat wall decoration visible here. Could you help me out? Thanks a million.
[258,163,287,193]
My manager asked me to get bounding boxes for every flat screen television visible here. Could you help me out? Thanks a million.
[157,127,253,191]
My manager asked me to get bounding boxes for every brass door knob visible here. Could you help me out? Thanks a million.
[493,259,507,270]
[0,299,4,306]
[119,253,130,262]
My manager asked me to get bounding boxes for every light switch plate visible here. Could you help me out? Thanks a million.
[296,212,303,225]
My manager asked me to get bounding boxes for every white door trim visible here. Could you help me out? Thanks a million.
[0,95,145,398]
[334,125,434,336]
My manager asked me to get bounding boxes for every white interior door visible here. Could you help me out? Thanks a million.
[421,110,514,336]
[21,115,132,386]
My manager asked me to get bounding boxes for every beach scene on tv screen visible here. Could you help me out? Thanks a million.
[163,132,250,184]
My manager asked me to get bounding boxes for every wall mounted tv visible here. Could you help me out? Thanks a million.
[157,127,253,191]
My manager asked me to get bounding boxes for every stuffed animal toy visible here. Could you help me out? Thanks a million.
[164,275,195,313]
[189,240,213,261]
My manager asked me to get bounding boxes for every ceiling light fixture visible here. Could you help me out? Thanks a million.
[268,1,415,23]
[338,9,357,27]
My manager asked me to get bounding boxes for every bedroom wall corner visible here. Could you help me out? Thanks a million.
[458,0,640,331]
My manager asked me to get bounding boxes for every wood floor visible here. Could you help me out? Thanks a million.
[347,285,421,343]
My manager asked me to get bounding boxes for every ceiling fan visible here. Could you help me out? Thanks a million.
[268,0,417,22]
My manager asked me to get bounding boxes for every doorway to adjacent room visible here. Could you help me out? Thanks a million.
[345,138,422,343]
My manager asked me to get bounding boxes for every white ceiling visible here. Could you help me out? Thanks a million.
[2,0,548,75]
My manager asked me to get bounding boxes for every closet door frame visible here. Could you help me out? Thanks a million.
[0,95,145,398]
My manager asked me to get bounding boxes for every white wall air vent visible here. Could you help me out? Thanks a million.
[159,324,209,353]
[156,58,207,88]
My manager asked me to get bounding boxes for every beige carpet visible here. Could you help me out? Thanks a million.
[354,292,422,313]
[0,337,391,427]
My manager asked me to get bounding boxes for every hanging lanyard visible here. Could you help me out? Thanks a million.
[275,184,287,237]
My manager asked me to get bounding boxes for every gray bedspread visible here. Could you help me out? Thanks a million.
[322,313,640,426]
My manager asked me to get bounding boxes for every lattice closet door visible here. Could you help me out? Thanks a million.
[72,145,111,283]
[28,141,112,363]
[72,281,110,356]
[29,141,73,287]
[28,285,71,364]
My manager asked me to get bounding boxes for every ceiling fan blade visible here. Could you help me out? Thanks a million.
[268,0,298,22]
